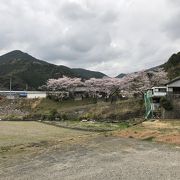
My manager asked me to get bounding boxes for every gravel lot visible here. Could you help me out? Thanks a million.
[0,136,180,180]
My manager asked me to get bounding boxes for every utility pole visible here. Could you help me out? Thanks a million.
[10,77,12,99]
[26,84,28,91]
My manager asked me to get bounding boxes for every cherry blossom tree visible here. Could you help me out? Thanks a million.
[43,67,168,99]
[46,76,84,91]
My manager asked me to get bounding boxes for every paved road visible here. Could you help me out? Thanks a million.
[0,136,180,180]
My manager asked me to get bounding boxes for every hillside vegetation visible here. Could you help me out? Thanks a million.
[163,52,180,79]
[32,98,145,122]
[117,51,180,81]
[0,50,77,90]
[0,50,180,90]
[0,97,145,123]
[72,68,106,79]
[0,50,107,90]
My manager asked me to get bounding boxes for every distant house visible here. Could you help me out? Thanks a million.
[151,86,167,97]
[166,76,180,97]
[144,76,180,119]
[0,91,22,99]
[146,86,167,112]
[0,91,47,99]
[144,87,165,119]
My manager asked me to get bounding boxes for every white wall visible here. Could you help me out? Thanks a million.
[152,92,167,97]
[151,87,167,97]
[27,91,47,99]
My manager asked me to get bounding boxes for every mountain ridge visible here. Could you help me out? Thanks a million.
[0,50,107,90]
[162,52,180,80]
[72,68,107,79]
[116,52,180,80]
[0,50,179,90]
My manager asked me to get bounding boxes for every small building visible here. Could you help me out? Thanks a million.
[26,91,47,99]
[151,86,167,97]
[0,91,47,99]
[0,91,25,99]
[144,87,166,119]
[166,76,180,97]
[144,76,180,119]
[151,86,167,111]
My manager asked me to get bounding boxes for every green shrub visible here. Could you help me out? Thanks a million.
[160,97,173,111]
[49,109,58,120]
[61,113,68,120]
[49,109,58,116]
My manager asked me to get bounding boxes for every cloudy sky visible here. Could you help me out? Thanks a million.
[0,0,180,76]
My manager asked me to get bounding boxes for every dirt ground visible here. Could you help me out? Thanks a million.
[0,121,180,180]
[0,136,180,180]
[113,119,180,145]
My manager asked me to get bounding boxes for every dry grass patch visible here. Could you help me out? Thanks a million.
[142,120,180,130]
[0,121,93,148]
[113,119,180,145]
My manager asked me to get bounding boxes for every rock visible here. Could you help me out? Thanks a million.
[89,121,95,123]
[81,119,88,122]
[89,119,96,123]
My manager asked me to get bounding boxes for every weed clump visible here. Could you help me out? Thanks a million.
[160,97,173,111]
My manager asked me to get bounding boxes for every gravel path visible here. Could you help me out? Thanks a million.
[0,136,180,180]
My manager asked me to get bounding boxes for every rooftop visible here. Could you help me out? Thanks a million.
[166,76,180,85]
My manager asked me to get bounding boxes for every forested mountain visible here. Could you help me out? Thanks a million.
[162,52,180,80]
[0,50,179,90]
[72,68,107,79]
[116,52,180,80]
[0,50,106,90]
